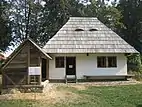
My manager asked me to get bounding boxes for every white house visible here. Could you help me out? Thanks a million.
[1,17,139,88]
[43,17,138,82]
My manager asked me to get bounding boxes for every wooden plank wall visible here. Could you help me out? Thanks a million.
[2,41,45,88]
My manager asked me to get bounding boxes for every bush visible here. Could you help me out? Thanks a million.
[127,54,142,72]
[129,70,142,81]
[133,72,142,81]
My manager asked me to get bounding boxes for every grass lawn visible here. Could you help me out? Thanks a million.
[0,84,142,107]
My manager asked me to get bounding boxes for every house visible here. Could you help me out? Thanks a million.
[1,17,138,88]
[43,17,138,81]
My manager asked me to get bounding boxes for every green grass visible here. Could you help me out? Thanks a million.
[0,84,142,107]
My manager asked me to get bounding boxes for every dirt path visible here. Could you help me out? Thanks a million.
[0,79,141,102]
[0,85,80,104]
[52,79,142,90]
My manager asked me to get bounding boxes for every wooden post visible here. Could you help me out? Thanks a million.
[65,57,67,83]
[75,57,77,83]
[106,57,108,67]
[39,56,41,85]
[27,43,30,84]
[46,59,49,80]
[2,72,5,88]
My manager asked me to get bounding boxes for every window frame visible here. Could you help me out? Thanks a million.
[97,56,107,68]
[55,56,64,68]
[107,56,117,68]
[75,29,84,31]
[89,28,98,31]
[97,56,117,68]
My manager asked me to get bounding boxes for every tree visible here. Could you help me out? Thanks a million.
[9,0,81,46]
[117,0,142,72]
[118,0,142,52]
[39,0,70,46]
[0,0,12,52]
[68,0,86,16]
[9,0,45,45]
[81,0,123,33]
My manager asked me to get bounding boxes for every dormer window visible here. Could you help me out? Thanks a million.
[89,29,98,31]
[75,29,84,31]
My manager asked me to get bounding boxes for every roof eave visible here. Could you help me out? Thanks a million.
[28,38,52,59]
[0,38,52,71]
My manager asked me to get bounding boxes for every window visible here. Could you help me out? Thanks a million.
[97,56,117,68]
[75,29,84,31]
[55,57,64,68]
[89,29,98,31]
[108,57,117,67]
[97,57,106,67]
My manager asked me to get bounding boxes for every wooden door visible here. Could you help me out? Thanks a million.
[42,58,47,81]
[66,57,76,75]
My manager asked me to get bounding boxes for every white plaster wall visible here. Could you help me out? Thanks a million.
[49,57,65,79]
[49,53,127,79]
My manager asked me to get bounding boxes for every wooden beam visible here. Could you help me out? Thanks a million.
[2,72,5,88]
[16,53,27,57]
[39,57,41,85]
[4,85,43,88]
[4,72,27,75]
[75,57,77,83]
[4,68,27,71]
[10,61,27,64]
[17,75,27,85]
[65,57,67,84]
[27,43,30,84]
[2,44,26,70]
[6,65,27,69]
[46,59,49,80]
[28,53,39,58]
[3,73,16,86]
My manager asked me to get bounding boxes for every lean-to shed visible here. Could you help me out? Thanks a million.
[1,38,51,88]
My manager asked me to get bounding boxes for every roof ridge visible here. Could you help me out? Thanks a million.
[70,17,98,19]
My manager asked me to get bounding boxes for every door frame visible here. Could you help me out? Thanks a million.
[41,58,49,81]
[65,57,76,76]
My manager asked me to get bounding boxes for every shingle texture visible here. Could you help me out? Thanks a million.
[43,17,138,53]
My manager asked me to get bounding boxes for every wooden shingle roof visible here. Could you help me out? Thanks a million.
[43,17,138,53]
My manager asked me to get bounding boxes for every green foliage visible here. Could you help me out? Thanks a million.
[0,59,4,67]
[10,0,44,44]
[127,54,142,72]
[131,71,142,81]
[40,0,70,46]
[117,0,142,52]
[0,0,12,51]
[0,60,3,66]
[97,5,124,32]
[82,0,124,33]
[117,0,142,72]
